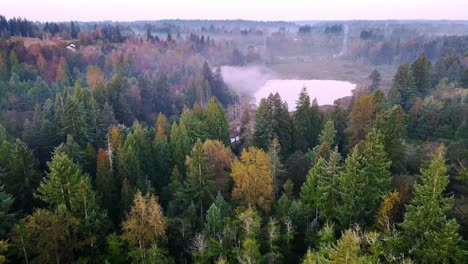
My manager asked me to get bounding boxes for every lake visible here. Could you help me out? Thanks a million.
[254,79,355,111]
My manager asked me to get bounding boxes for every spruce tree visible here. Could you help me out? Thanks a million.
[378,105,407,173]
[170,121,191,173]
[337,129,391,228]
[399,145,465,262]
[0,138,40,213]
[184,140,215,219]
[369,69,382,93]
[36,150,97,220]
[0,184,15,238]
[205,97,230,146]
[293,87,313,151]
[390,64,417,111]
[411,53,432,96]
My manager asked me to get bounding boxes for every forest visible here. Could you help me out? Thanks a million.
[0,15,467,263]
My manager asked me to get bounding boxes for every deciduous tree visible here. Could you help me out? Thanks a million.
[231,147,273,212]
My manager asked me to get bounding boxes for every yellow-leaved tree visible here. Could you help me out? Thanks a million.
[231,147,273,212]
[122,191,166,262]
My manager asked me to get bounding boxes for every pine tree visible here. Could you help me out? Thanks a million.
[399,145,465,262]
[337,129,391,228]
[184,140,215,219]
[231,147,273,212]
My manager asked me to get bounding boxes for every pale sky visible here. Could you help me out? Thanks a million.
[3,0,468,22]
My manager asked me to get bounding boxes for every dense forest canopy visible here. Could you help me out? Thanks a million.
[0,14,467,263]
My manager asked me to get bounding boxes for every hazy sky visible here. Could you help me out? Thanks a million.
[3,0,468,22]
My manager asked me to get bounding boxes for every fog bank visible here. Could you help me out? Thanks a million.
[221,65,279,96]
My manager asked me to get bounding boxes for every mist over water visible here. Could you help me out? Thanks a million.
[254,79,355,111]
[221,65,278,95]
[222,66,355,110]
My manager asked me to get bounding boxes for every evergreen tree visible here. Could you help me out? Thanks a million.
[95,149,119,223]
[184,140,215,219]
[240,108,254,148]
[399,145,465,262]
[170,121,191,173]
[368,69,381,93]
[411,53,432,96]
[62,93,90,147]
[0,184,15,238]
[460,69,468,88]
[309,120,337,163]
[293,87,313,151]
[378,105,407,173]
[0,137,40,213]
[316,149,341,222]
[153,113,172,193]
[389,64,417,111]
[36,150,97,220]
[268,137,285,198]
[331,102,349,153]
[254,93,293,156]
[253,98,274,150]
[122,133,144,190]
[337,129,391,228]
[205,97,230,145]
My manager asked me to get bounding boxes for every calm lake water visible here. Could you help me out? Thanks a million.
[254,79,355,111]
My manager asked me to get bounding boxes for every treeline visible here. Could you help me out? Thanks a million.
[0,46,466,263]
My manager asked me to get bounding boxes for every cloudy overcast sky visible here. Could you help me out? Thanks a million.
[3,0,468,22]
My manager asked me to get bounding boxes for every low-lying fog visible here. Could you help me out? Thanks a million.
[222,66,356,111]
